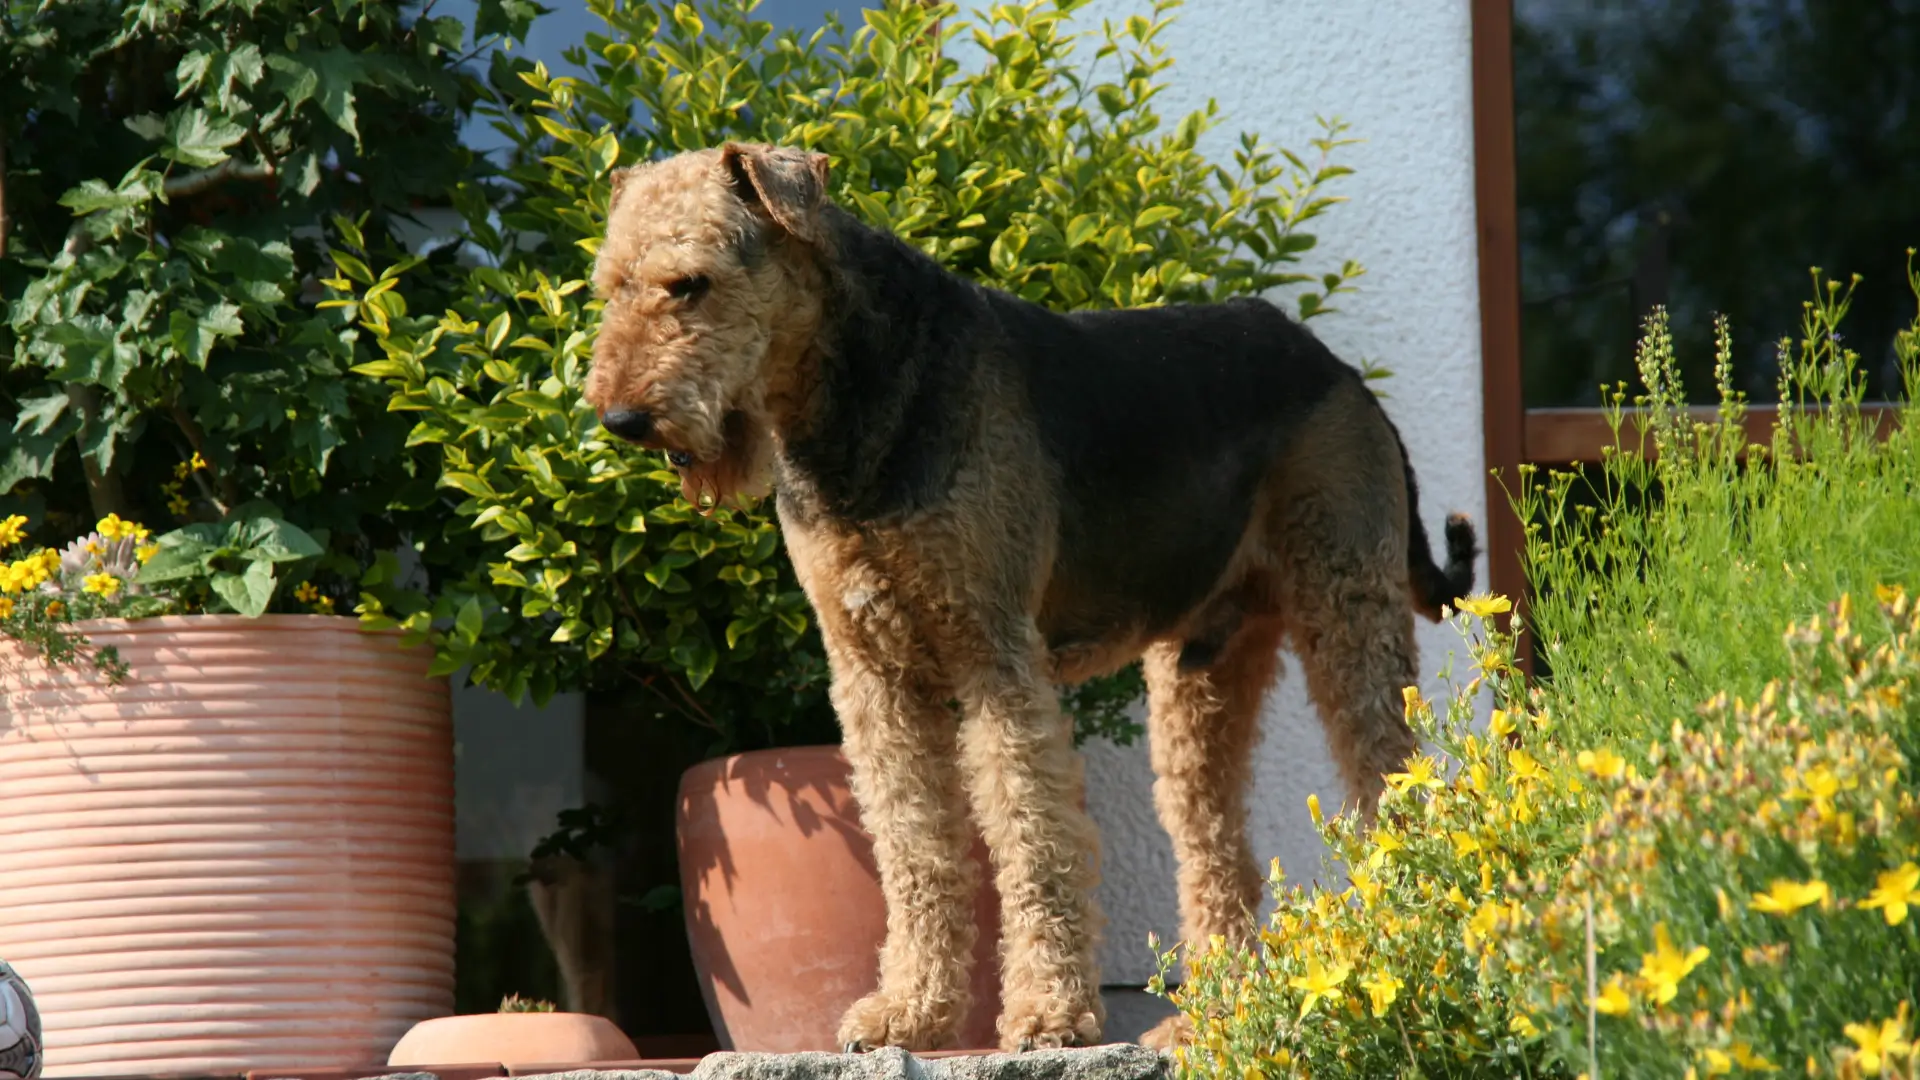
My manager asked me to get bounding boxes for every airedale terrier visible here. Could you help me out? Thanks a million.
[584,143,1477,1053]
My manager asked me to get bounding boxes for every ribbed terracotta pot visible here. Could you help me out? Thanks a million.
[0,616,455,1078]
[677,745,1001,1052]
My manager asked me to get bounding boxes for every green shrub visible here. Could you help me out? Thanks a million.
[0,0,524,618]
[340,0,1364,749]
[1160,263,1919,1079]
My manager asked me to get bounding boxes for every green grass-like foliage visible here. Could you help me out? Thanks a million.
[1160,261,1919,1079]
[340,0,1363,749]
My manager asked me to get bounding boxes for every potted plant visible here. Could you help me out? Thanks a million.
[339,0,1367,1052]
[387,994,638,1069]
[0,0,534,1073]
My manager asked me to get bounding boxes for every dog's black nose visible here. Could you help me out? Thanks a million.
[600,409,654,443]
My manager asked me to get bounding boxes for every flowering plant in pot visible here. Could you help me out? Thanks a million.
[337,0,1370,1053]
[0,0,535,1072]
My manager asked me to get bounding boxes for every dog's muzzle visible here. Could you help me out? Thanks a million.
[599,409,654,443]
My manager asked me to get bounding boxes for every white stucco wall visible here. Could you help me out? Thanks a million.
[1063,0,1491,987]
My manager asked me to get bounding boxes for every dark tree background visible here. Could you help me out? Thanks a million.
[1514,0,1920,408]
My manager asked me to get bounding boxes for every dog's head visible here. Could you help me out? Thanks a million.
[585,142,832,506]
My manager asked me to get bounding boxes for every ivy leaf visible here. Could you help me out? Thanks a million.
[13,392,69,437]
[310,50,367,145]
[266,53,319,111]
[211,560,278,617]
[242,517,325,563]
[164,108,247,168]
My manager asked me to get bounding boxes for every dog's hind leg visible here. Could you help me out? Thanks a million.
[832,658,981,1051]
[1135,613,1284,1049]
[958,624,1106,1052]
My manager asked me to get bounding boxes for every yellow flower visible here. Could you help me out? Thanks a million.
[136,543,159,564]
[1360,968,1401,1017]
[1367,828,1404,870]
[1859,863,1920,926]
[1578,748,1628,779]
[1638,923,1709,1006]
[1387,755,1445,793]
[1306,792,1324,827]
[1699,1048,1733,1076]
[0,514,26,548]
[1489,708,1516,741]
[1749,878,1829,916]
[1591,973,1633,1016]
[1509,1012,1538,1038]
[1729,1043,1779,1072]
[1455,594,1513,619]
[0,597,13,618]
[95,513,150,542]
[294,581,321,604]
[83,573,123,597]
[1450,830,1482,860]
[189,452,209,471]
[1287,956,1351,1018]
[1402,684,1426,719]
[1508,748,1545,782]
[45,599,64,619]
[169,494,192,516]
[1844,1010,1913,1076]
[1464,900,1502,952]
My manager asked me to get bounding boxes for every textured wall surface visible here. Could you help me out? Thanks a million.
[1063,0,1491,985]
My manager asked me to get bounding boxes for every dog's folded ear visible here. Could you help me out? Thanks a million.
[721,142,831,244]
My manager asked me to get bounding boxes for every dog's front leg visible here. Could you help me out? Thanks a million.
[958,629,1106,1051]
[832,657,980,1052]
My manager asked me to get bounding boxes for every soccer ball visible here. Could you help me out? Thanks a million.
[0,961,41,1080]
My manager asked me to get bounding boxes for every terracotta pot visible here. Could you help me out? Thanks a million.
[0,616,455,1078]
[387,1012,637,1067]
[676,746,1001,1052]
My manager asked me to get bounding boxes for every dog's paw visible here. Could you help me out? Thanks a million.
[1137,1014,1193,1051]
[837,989,962,1053]
[997,991,1103,1052]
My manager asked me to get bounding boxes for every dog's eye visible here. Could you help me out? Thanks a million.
[665,275,711,302]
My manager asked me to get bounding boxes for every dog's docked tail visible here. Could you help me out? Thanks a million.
[1392,430,1479,622]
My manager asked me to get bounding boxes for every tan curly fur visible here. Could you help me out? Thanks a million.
[585,143,1475,1053]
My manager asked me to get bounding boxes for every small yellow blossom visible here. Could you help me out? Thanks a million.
[1844,1010,1913,1076]
[169,494,192,517]
[1638,922,1709,1006]
[1387,755,1445,794]
[1729,1043,1779,1072]
[136,543,159,564]
[1402,685,1426,718]
[1450,830,1483,860]
[1591,973,1633,1016]
[1359,968,1401,1017]
[0,597,13,618]
[1578,747,1628,779]
[1489,708,1516,741]
[1306,792,1324,827]
[96,514,149,541]
[1859,863,1920,926]
[294,581,321,604]
[1508,748,1545,782]
[1455,594,1512,619]
[0,514,26,548]
[45,599,64,619]
[1509,1012,1538,1038]
[189,452,209,471]
[1749,878,1829,917]
[1699,1048,1733,1076]
[1367,829,1404,871]
[1287,957,1351,1018]
[82,572,122,597]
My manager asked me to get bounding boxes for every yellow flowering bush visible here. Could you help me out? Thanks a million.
[1162,265,1918,1077]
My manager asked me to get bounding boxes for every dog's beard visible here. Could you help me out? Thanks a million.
[678,408,774,511]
